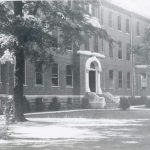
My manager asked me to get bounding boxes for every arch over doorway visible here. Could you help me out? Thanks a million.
[85,56,102,94]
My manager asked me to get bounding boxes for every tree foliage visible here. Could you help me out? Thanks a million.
[0,1,108,64]
[134,27,150,64]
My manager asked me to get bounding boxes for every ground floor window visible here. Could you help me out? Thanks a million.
[0,63,1,82]
[127,72,130,89]
[141,73,147,88]
[52,63,59,86]
[109,70,114,89]
[118,71,122,88]
[35,62,43,85]
[66,65,73,87]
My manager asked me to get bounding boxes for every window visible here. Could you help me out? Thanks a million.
[85,2,92,14]
[126,18,130,33]
[109,41,113,58]
[118,71,122,88]
[84,34,89,50]
[141,73,147,88]
[51,29,58,48]
[108,12,113,28]
[137,22,140,36]
[126,43,131,60]
[101,8,104,25]
[52,63,59,86]
[109,70,114,89]
[0,63,1,82]
[94,35,99,52]
[127,72,130,89]
[118,41,122,59]
[117,16,121,31]
[101,39,104,52]
[66,65,73,87]
[92,5,97,17]
[23,60,26,85]
[35,62,43,85]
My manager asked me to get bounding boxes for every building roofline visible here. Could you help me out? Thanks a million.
[102,0,150,23]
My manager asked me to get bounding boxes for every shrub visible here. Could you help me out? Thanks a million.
[49,97,61,111]
[0,96,14,139]
[66,97,73,109]
[35,98,44,112]
[81,96,90,109]
[128,96,145,106]
[119,97,130,110]
[145,97,150,108]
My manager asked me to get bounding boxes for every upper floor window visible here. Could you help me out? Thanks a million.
[118,71,122,88]
[127,72,130,89]
[108,11,113,28]
[94,35,99,52]
[66,65,73,87]
[84,33,89,50]
[101,8,104,25]
[92,5,97,17]
[126,18,130,33]
[0,63,1,82]
[109,41,113,58]
[52,63,59,87]
[85,2,92,14]
[126,43,131,60]
[117,16,121,31]
[136,22,140,36]
[118,41,122,59]
[141,73,147,88]
[35,62,43,85]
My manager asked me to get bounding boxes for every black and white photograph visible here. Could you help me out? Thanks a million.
[0,0,150,149]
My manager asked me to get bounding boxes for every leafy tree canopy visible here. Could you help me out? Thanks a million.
[134,27,150,64]
[0,1,108,65]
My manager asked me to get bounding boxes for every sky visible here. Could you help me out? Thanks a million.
[109,0,150,19]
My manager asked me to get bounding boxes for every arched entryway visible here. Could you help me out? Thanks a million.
[85,56,102,94]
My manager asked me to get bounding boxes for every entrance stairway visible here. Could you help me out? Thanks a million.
[100,92,120,109]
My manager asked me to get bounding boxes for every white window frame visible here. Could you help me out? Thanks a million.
[51,63,59,87]
[66,65,73,88]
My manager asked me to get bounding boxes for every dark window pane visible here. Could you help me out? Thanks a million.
[109,41,113,58]
[66,76,72,86]
[52,63,58,86]
[127,72,130,88]
[66,65,73,86]
[35,62,43,85]
[118,71,122,88]
[36,72,43,85]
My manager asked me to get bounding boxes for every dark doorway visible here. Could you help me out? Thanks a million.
[89,70,96,92]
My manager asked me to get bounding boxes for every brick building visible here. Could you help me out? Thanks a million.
[0,0,150,109]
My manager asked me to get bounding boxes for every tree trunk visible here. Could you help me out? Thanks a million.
[13,1,26,122]
[13,46,26,122]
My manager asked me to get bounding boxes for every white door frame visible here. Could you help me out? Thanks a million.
[85,56,102,94]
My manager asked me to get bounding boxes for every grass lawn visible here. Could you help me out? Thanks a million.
[1,108,150,150]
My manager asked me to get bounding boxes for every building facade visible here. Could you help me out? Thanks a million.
[0,0,150,108]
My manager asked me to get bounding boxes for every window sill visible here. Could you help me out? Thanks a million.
[35,84,44,87]
[52,86,60,88]
[66,86,73,88]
